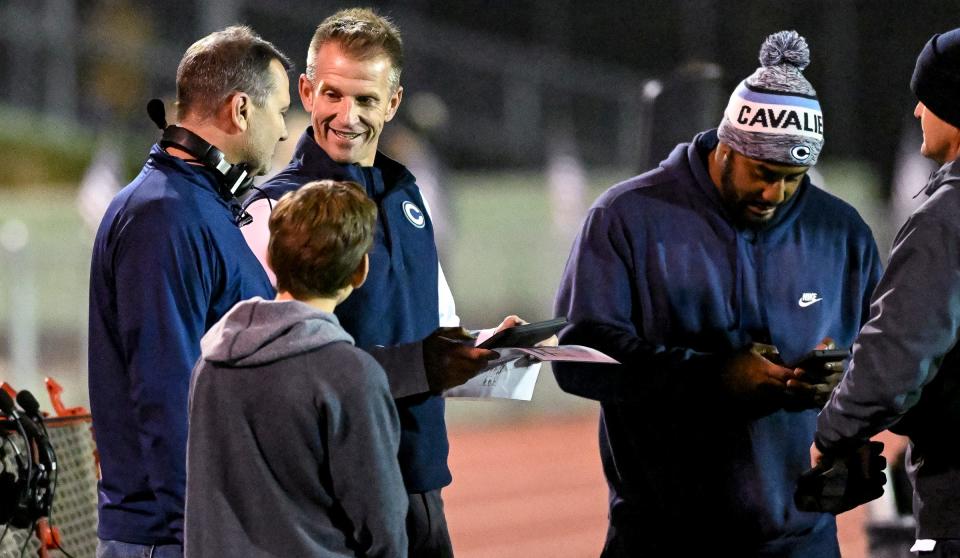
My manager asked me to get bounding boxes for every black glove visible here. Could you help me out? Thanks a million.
[422,327,498,391]
[783,370,844,411]
[783,347,846,410]
[794,441,886,514]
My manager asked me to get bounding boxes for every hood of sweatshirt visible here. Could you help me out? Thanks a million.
[199,297,354,367]
[924,156,960,197]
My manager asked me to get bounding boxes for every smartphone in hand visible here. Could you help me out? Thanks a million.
[791,348,848,380]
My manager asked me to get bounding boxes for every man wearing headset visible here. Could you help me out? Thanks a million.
[87,26,291,558]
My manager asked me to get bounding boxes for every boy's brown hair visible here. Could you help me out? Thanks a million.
[268,180,377,299]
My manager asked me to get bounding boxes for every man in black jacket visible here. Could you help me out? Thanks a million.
[814,28,960,556]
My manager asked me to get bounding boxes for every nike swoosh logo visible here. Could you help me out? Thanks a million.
[798,297,823,308]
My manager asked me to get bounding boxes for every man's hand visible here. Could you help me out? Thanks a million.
[422,327,499,392]
[810,441,824,468]
[536,334,559,348]
[719,345,795,417]
[785,338,842,410]
[795,440,886,514]
[495,315,524,331]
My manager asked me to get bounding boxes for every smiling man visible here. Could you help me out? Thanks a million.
[553,31,882,556]
[303,36,400,166]
[241,9,511,557]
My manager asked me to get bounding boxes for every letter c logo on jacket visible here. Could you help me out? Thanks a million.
[403,201,426,229]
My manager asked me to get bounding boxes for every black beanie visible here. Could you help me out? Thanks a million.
[912,29,960,129]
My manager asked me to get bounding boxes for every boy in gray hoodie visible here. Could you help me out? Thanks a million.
[184,180,407,557]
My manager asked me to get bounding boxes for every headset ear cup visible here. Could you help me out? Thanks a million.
[3,469,33,529]
[36,440,55,517]
[9,456,46,529]
[160,125,242,197]
[0,471,18,524]
[10,474,35,528]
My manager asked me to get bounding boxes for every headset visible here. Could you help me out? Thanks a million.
[0,390,53,530]
[147,99,254,227]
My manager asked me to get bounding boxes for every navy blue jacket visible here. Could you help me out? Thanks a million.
[88,146,274,545]
[554,131,881,553]
[817,156,960,539]
[248,129,449,492]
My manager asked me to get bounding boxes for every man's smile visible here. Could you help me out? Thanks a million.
[329,126,364,141]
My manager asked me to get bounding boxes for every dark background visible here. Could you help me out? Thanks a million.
[1,0,955,191]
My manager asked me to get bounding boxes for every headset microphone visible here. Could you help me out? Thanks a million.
[147,99,254,227]
[15,392,41,424]
[0,391,32,447]
[147,98,167,129]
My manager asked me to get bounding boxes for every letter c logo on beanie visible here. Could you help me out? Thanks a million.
[791,145,812,162]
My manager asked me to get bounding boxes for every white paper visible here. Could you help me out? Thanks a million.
[444,344,619,400]
[509,345,619,364]
[444,358,543,400]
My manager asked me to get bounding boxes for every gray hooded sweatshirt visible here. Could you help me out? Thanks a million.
[184,297,407,557]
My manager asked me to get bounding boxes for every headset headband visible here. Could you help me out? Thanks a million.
[146,99,254,227]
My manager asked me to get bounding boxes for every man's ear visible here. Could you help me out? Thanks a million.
[716,142,731,162]
[350,253,370,289]
[384,85,403,123]
[229,92,252,132]
[298,74,315,112]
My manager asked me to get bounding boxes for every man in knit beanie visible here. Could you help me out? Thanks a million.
[815,28,960,556]
[718,31,824,167]
[712,30,826,228]
[554,30,881,556]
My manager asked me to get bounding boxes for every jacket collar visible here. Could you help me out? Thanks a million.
[924,156,960,197]
[147,144,223,195]
[289,127,415,195]
[148,144,254,225]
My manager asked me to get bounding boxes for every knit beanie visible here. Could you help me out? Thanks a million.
[717,30,824,166]
[911,29,960,129]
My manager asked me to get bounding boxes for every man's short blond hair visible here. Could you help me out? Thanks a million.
[305,8,403,92]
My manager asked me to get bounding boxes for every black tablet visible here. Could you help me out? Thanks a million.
[477,317,568,349]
